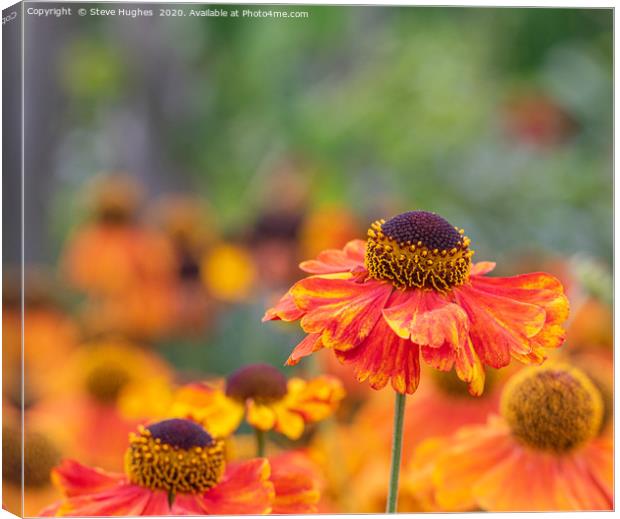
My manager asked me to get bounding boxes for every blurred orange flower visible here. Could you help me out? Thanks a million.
[409,365,612,511]
[566,297,613,351]
[170,364,345,440]
[62,174,175,297]
[3,272,80,404]
[265,211,569,395]
[28,339,174,471]
[299,205,361,259]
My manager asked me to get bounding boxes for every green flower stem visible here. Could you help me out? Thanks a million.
[386,391,406,513]
[255,428,266,457]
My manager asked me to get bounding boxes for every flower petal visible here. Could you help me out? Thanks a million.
[336,315,420,394]
[299,239,366,274]
[55,482,154,516]
[454,338,486,396]
[170,382,245,438]
[470,262,496,277]
[472,272,569,363]
[246,401,278,431]
[431,417,516,511]
[292,277,392,351]
[284,376,345,423]
[453,285,546,368]
[192,459,274,515]
[285,333,324,366]
[272,405,306,440]
[383,290,469,350]
[262,292,304,322]
[51,460,123,497]
[269,452,321,514]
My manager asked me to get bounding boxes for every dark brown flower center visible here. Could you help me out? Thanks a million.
[125,419,225,494]
[382,211,462,250]
[225,363,288,404]
[365,211,473,292]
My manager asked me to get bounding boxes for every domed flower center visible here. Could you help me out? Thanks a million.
[365,211,473,292]
[85,363,131,404]
[225,363,288,404]
[2,426,61,487]
[501,366,603,453]
[125,419,225,494]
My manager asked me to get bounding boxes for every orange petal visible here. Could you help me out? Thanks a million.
[285,333,324,366]
[299,239,366,274]
[556,454,613,510]
[420,342,455,372]
[473,272,569,362]
[432,417,515,511]
[170,382,245,438]
[454,285,546,368]
[336,315,420,394]
[269,452,321,514]
[473,447,560,511]
[383,290,469,350]
[51,460,123,497]
[454,338,485,396]
[195,459,274,515]
[293,277,392,351]
[262,291,304,322]
[470,261,496,277]
[284,376,345,423]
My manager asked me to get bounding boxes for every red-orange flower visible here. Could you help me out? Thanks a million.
[408,365,612,511]
[40,419,274,516]
[264,211,569,395]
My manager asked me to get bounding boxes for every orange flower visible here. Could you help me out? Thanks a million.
[40,419,274,516]
[170,364,345,440]
[264,211,569,395]
[61,174,175,297]
[409,365,612,511]
[28,339,174,471]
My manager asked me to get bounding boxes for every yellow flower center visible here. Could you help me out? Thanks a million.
[2,425,61,487]
[365,211,473,292]
[501,366,603,453]
[125,419,225,494]
[85,363,132,404]
[225,363,288,404]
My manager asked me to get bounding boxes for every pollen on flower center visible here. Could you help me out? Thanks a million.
[225,363,288,404]
[500,366,603,453]
[365,211,474,292]
[125,419,225,494]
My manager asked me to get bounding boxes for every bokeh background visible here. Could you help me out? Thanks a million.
[3,4,613,515]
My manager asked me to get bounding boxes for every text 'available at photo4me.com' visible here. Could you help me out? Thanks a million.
[18,5,310,19]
